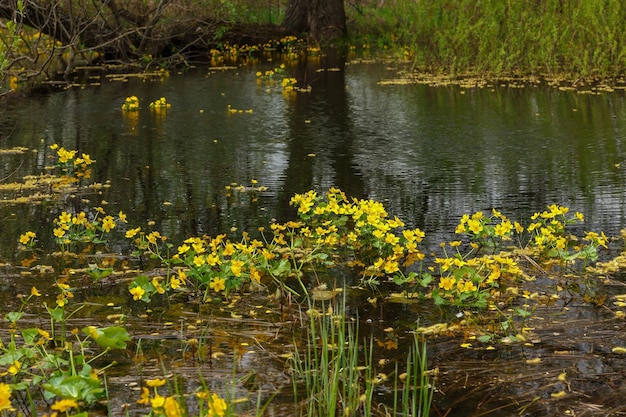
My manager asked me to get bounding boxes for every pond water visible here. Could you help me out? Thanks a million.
[2,52,626,416]
[2,55,626,256]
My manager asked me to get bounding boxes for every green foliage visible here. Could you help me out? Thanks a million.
[348,0,626,78]
[0,287,128,414]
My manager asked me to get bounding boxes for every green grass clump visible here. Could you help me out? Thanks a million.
[347,0,626,79]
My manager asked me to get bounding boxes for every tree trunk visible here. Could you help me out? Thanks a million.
[283,0,346,42]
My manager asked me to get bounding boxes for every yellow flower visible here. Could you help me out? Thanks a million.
[0,383,13,412]
[58,211,72,224]
[73,212,87,225]
[457,280,477,293]
[467,219,483,234]
[192,242,205,254]
[163,396,184,417]
[151,394,165,408]
[102,215,116,232]
[126,227,141,238]
[193,255,206,267]
[130,286,145,301]
[19,231,36,245]
[137,386,150,405]
[81,153,94,165]
[31,286,41,297]
[118,211,128,223]
[8,361,21,375]
[56,147,76,163]
[37,328,51,340]
[210,277,226,292]
[51,399,78,412]
[383,259,399,274]
[249,268,261,284]
[170,277,181,290]
[147,231,161,244]
[222,243,235,257]
[152,278,165,294]
[206,253,221,266]
[230,260,244,277]
[146,378,167,388]
[207,392,227,417]
[177,244,190,255]
[56,295,67,307]
[384,233,399,245]
[439,277,455,291]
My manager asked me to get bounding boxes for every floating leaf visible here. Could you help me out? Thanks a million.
[82,326,130,349]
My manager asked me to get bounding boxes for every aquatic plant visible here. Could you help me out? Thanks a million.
[149,97,172,111]
[0,284,129,414]
[122,95,140,111]
[11,141,626,416]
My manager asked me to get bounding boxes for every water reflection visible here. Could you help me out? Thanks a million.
[1,58,626,257]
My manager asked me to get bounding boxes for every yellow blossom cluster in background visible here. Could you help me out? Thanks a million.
[136,378,227,417]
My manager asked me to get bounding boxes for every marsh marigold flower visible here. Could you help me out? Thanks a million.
[146,378,166,388]
[439,277,455,291]
[19,231,36,245]
[130,286,145,301]
[0,383,13,412]
[209,277,226,292]
[164,396,184,417]
[51,399,78,412]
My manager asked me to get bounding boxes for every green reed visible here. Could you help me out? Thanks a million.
[393,331,434,417]
[290,297,374,417]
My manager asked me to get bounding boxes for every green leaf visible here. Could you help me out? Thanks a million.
[83,326,131,349]
[5,311,22,323]
[43,373,104,402]
[21,328,39,345]
[87,264,113,281]
[272,258,291,277]
[478,334,492,343]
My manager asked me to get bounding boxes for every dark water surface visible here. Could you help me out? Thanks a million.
[2,58,626,255]
[2,56,626,416]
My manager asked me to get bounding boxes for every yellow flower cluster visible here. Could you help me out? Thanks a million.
[526,204,591,259]
[121,95,139,111]
[18,230,36,246]
[455,208,522,242]
[49,143,95,178]
[282,77,297,91]
[288,188,426,283]
[52,207,126,251]
[136,379,226,417]
[149,97,171,110]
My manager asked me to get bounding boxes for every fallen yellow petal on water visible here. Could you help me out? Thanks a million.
[526,357,542,364]
[211,352,226,359]
[557,371,567,382]
[550,391,566,398]
[611,346,626,354]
